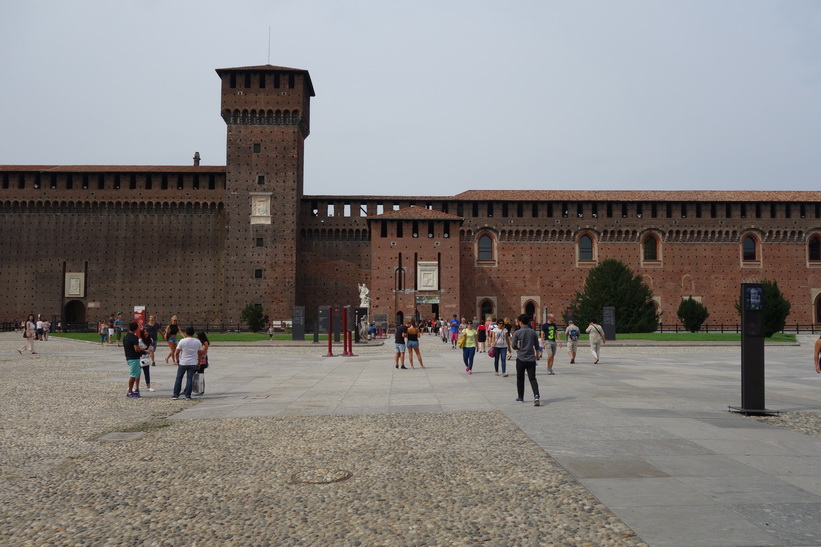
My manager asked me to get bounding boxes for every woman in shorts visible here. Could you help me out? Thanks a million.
[405,320,424,368]
[164,315,181,365]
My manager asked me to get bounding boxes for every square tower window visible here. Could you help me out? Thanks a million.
[253,143,261,153]
[257,175,266,185]
[256,238,264,247]
[254,269,264,279]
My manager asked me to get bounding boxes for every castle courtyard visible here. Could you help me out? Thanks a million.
[2,333,821,546]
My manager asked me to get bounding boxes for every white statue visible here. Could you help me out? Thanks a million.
[358,283,370,308]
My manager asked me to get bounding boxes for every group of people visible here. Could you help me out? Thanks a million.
[123,319,210,399]
[99,314,184,368]
[391,313,609,406]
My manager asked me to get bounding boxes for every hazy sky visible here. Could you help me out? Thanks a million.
[1,0,819,196]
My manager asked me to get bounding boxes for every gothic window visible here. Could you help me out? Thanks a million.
[478,234,493,261]
[742,236,758,261]
[578,234,594,261]
[809,236,821,262]
[643,235,658,261]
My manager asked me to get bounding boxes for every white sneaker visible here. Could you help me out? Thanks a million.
[148,388,155,392]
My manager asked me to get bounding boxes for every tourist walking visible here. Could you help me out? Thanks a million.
[99,320,109,347]
[460,321,478,374]
[143,315,163,366]
[586,319,606,364]
[406,320,424,368]
[512,314,541,406]
[138,328,155,392]
[394,320,408,369]
[476,321,487,353]
[124,322,148,398]
[164,315,181,365]
[491,318,511,376]
[565,320,581,364]
[173,327,202,400]
[448,315,460,349]
[17,314,37,355]
[114,312,124,346]
[540,313,562,375]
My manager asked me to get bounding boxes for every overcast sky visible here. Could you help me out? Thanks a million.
[1,0,819,196]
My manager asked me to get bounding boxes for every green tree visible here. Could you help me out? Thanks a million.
[677,297,709,332]
[761,280,791,337]
[734,280,792,337]
[241,303,269,333]
[568,259,660,333]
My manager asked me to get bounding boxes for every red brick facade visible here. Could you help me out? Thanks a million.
[2,64,821,329]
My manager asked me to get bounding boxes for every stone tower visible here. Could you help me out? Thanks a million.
[216,64,314,322]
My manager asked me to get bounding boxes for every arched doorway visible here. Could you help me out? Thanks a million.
[64,300,86,326]
[524,301,536,322]
[480,299,494,322]
[816,294,821,324]
[395,310,404,328]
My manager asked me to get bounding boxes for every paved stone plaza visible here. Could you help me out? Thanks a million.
[2,332,821,546]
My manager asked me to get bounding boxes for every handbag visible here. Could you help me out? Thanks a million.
[457,333,466,349]
[487,347,495,358]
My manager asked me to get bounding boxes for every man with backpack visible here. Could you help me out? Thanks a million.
[565,320,581,364]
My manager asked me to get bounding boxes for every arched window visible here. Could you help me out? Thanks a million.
[579,235,593,261]
[809,236,821,262]
[478,234,493,261]
[742,236,757,261]
[643,236,658,261]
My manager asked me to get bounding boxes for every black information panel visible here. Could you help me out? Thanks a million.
[602,306,616,341]
[292,306,305,341]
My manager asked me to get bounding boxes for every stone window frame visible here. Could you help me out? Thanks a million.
[740,232,762,268]
[576,231,597,267]
[640,230,663,268]
[475,231,498,267]
[808,232,821,267]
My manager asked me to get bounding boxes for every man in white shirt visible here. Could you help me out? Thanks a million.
[172,327,202,399]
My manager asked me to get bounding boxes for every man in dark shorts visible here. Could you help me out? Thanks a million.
[123,322,148,398]
[394,321,408,369]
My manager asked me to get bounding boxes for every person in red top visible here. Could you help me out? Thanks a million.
[476,321,487,353]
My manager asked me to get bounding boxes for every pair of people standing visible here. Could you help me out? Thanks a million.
[393,320,424,369]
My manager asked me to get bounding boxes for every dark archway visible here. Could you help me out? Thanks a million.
[395,310,404,328]
[480,299,494,322]
[64,300,86,326]
[816,294,821,324]
[524,301,536,322]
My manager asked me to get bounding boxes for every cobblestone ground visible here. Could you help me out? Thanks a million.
[0,335,646,546]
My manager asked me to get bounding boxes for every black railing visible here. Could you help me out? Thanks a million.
[656,323,819,334]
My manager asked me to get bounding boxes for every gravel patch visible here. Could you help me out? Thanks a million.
[753,411,821,440]
[0,334,646,546]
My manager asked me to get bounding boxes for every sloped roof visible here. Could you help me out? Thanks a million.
[368,206,464,221]
[0,165,225,173]
[453,190,821,203]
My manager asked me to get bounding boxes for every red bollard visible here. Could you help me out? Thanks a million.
[342,309,352,356]
[326,308,334,357]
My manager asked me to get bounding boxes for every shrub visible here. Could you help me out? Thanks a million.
[677,297,709,333]
[240,303,269,333]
